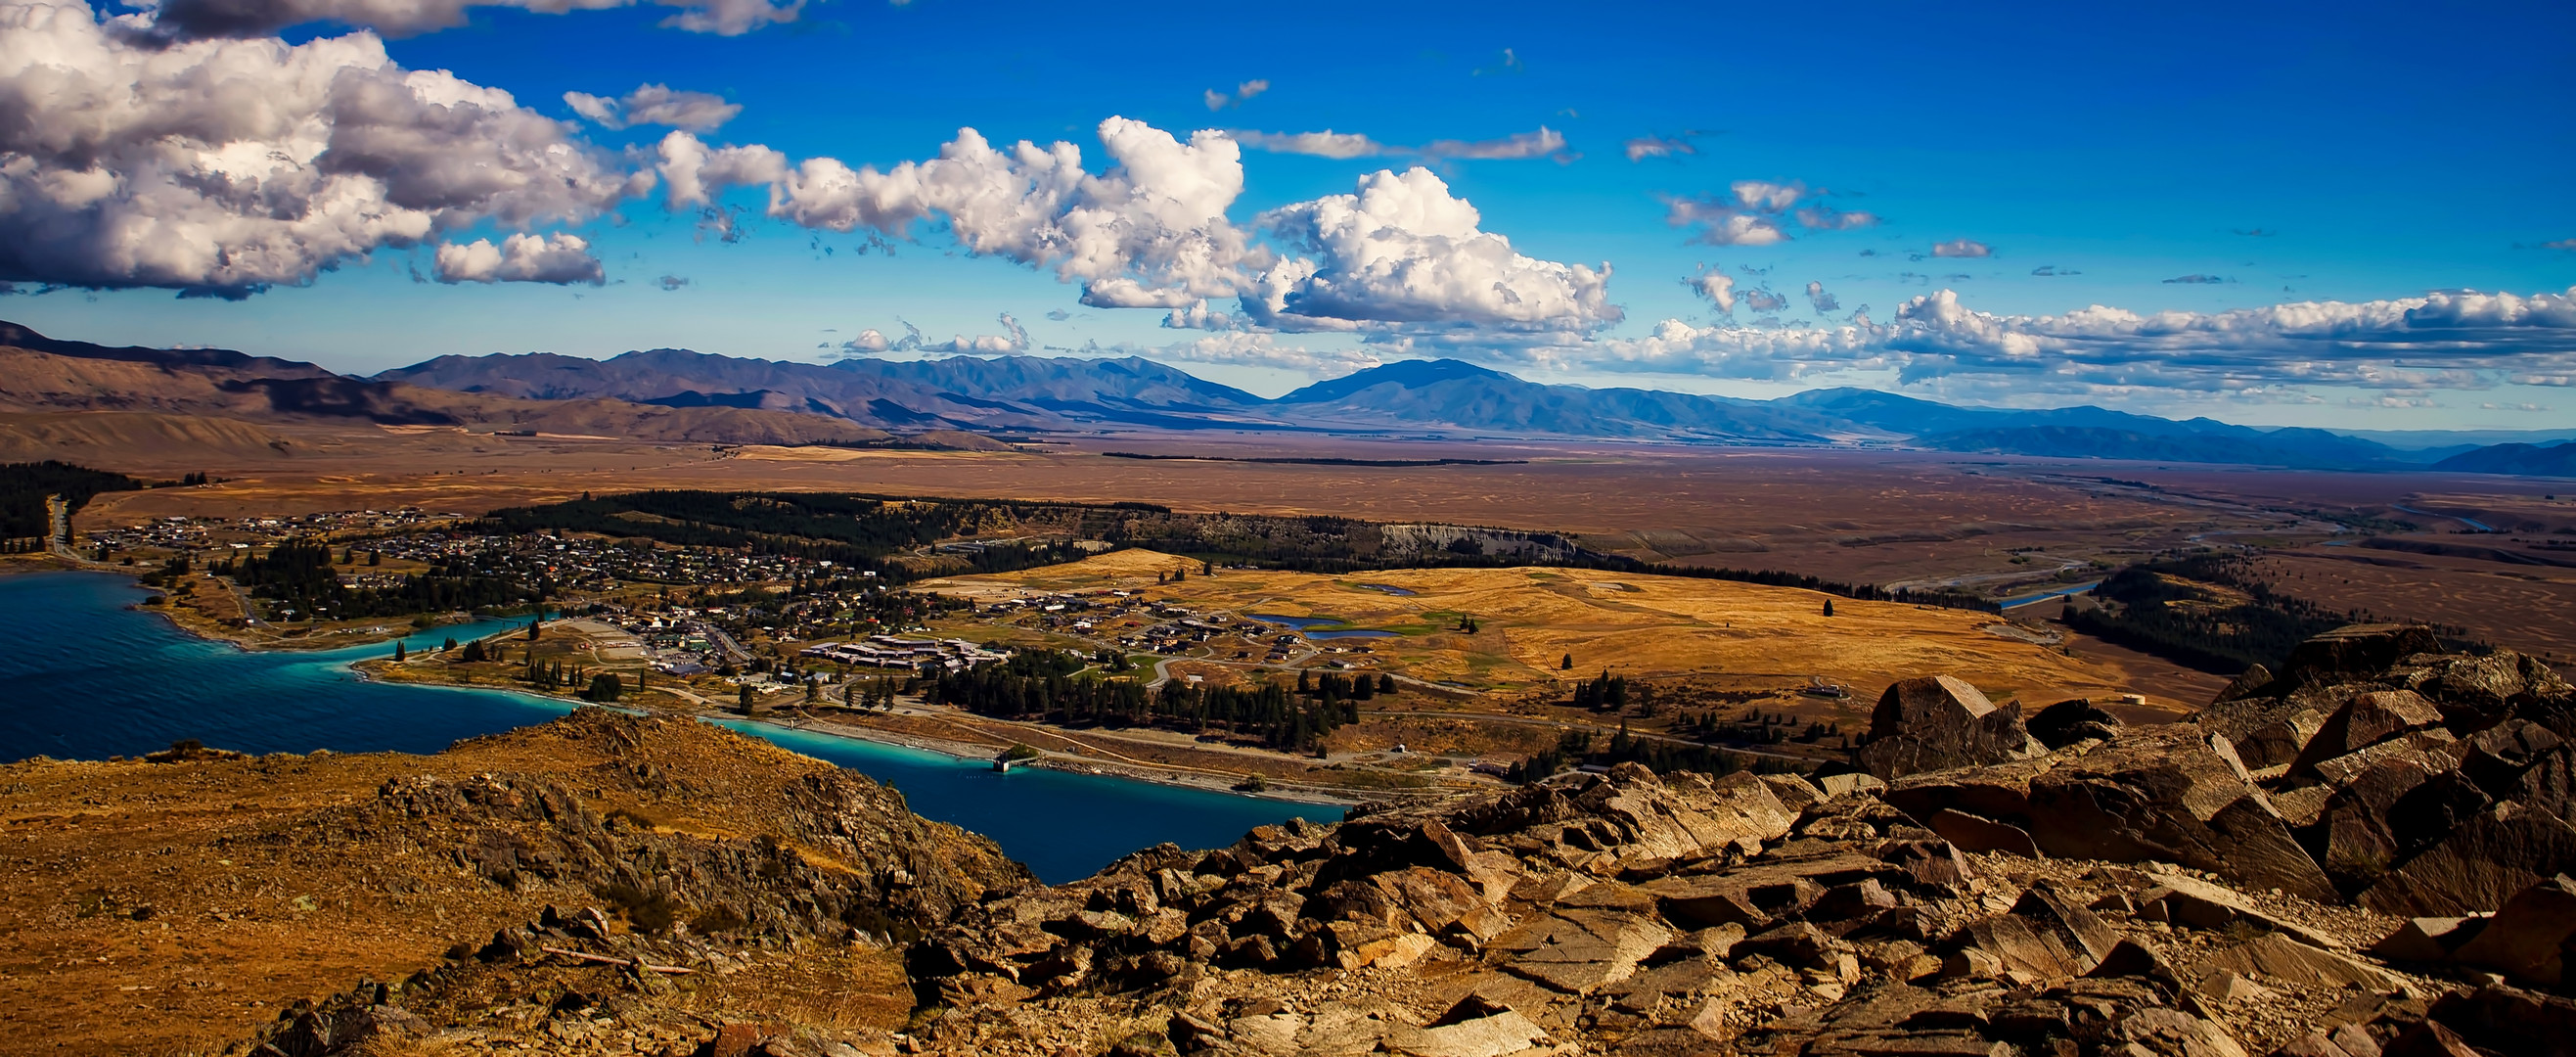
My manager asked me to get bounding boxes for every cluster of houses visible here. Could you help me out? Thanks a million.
[86,509,458,555]
[798,634,1014,671]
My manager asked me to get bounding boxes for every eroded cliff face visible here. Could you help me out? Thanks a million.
[18,627,2576,1057]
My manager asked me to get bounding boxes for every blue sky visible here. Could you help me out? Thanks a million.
[6,0,2574,427]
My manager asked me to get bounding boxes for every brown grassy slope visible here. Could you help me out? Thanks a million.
[0,345,887,447]
[0,345,291,416]
[0,411,301,463]
[923,549,2183,712]
[0,710,1026,1056]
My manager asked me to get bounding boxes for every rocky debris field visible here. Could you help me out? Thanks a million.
[881,624,2576,1057]
[20,623,2576,1057]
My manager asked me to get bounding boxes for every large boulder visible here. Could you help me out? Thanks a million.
[2290,690,2446,776]
[2450,874,2576,987]
[2419,984,2576,1056]
[2282,623,2442,689]
[2388,649,2576,732]
[2021,728,2335,901]
[2462,720,2566,799]
[2028,698,2124,750]
[1888,727,2333,901]
[2312,751,2493,896]
[2363,801,2576,917]
[1857,675,2042,780]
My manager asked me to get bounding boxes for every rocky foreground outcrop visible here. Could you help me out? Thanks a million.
[206,627,2576,1057]
[0,708,1025,1056]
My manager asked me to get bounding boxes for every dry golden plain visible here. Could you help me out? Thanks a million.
[920,548,2186,715]
[68,427,2327,596]
[52,421,2576,684]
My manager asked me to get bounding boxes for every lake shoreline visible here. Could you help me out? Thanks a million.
[10,563,1366,808]
[0,571,1350,882]
[362,658,1368,808]
[1,554,502,655]
[740,712,1364,808]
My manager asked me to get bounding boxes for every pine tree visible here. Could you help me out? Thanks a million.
[1560,653,1574,670]
[393,641,406,662]
[1822,599,1834,617]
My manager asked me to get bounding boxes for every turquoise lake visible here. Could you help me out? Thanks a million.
[0,572,1341,881]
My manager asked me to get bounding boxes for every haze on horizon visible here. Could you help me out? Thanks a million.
[2,0,2572,430]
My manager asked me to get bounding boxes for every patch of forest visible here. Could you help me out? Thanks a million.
[0,461,147,543]
[480,491,1115,581]
[915,648,1366,754]
[2063,552,2429,674]
[207,538,534,620]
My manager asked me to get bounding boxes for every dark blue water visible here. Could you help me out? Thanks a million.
[0,572,1342,881]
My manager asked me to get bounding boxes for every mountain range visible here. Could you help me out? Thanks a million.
[7,319,2576,475]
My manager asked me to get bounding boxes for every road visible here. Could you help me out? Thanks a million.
[45,495,74,562]
[704,625,754,665]
[2000,580,2102,609]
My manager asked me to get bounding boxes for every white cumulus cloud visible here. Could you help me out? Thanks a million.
[141,0,796,39]
[0,0,648,295]
[1662,180,1877,247]
[1202,79,1268,111]
[1929,239,1991,258]
[834,316,1027,356]
[565,83,739,132]
[658,117,1264,310]
[659,119,1617,341]
[1229,130,1386,160]
[1623,133,1696,162]
[1232,126,1568,162]
[1567,286,2576,399]
[1248,166,1619,338]
[1685,269,1736,314]
[431,231,603,284]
